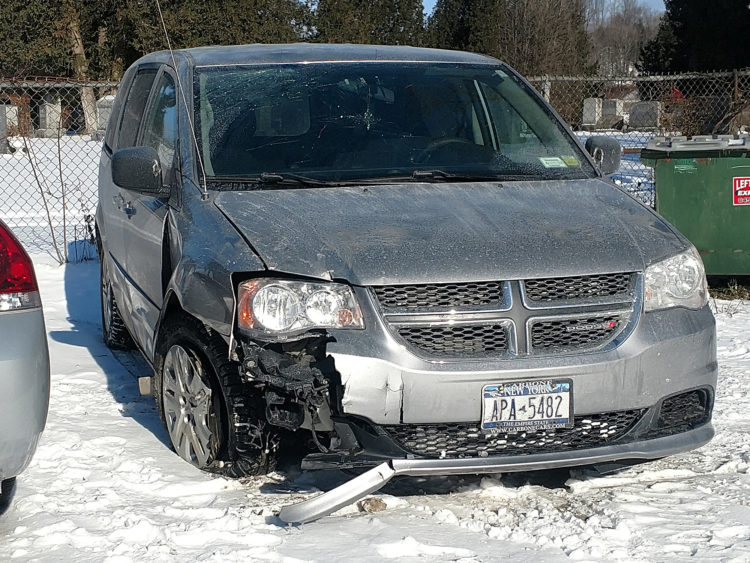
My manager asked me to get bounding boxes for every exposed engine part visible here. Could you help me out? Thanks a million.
[240,335,336,451]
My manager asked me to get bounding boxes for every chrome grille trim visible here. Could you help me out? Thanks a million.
[372,275,641,360]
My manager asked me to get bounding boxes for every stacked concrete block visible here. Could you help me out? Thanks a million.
[629,101,661,130]
[97,95,116,132]
[4,105,18,131]
[583,98,602,128]
[37,94,63,138]
[603,99,624,119]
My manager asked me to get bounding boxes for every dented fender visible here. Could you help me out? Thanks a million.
[150,191,266,362]
[334,353,404,424]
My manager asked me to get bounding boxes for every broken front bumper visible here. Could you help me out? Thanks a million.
[304,300,717,471]
[280,423,714,524]
[328,302,717,426]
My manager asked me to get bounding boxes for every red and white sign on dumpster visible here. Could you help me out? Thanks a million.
[733,177,750,206]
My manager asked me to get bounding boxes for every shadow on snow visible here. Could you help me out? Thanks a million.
[49,244,170,448]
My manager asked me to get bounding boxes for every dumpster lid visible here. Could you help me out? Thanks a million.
[642,135,750,159]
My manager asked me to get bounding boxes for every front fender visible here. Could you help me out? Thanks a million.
[151,192,266,361]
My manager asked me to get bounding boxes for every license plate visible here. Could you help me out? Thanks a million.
[481,380,573,433]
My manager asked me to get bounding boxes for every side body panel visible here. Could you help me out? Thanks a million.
[0,309,50,480]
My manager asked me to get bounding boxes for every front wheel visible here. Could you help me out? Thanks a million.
[154,316,279,477]
[161,344,220,468]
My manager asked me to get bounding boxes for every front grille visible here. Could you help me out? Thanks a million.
[373,275,637,359]
[396,324,509,357]
[372,281,505,310]
[384,409,644,458]
[530,315,622,352]
[524,273,632,302]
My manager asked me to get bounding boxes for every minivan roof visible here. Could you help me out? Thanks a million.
[137,43,499,68]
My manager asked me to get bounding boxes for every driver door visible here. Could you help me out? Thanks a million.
[119,67,179,354]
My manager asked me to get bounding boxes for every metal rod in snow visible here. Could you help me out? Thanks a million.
[278,462,396,524]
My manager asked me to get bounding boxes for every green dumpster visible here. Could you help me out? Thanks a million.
[642,135,750,275]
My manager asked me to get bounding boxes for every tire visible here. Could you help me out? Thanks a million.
[153,315,279,477]
[0,478,16,515]
[100,253,134,350]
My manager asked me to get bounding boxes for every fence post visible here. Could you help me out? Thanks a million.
[541,75,551,102]
[734,69,740,102]
[0,106,8,154]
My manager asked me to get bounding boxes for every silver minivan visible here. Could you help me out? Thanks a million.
[96,44,716,493]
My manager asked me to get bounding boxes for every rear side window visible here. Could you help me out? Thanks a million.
[116,69,158,149]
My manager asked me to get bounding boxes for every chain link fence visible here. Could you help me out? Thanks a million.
[530,69,750,207]
[0,77,118,262]
[2,69,749,261]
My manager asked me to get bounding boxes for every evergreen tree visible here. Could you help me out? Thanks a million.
[0,1,70,76]
[0,0,312,80]
[640,0,750,73]
[119,0,311,61]
[314,0,424,45]
[427,0,476,51]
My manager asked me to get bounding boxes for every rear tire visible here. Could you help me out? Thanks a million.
[0,478,17,515]
[153,315,279,477]
[100,253,134,350]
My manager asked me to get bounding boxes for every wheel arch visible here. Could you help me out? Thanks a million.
[153,311,279,477]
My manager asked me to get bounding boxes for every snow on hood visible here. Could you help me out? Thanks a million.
[214,179,685,286]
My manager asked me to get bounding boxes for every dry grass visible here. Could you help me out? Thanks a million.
[708,277,750,300]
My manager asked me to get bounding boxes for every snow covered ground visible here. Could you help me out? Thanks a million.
[0,137,100,261]
[0,255,748,561]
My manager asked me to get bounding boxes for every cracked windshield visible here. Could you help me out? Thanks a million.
[194,63,596,185]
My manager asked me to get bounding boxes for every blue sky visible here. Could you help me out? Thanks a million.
[421,0,665,17]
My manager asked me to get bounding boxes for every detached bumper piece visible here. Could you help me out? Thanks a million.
[278,424,714,524]
[278,388,713,524]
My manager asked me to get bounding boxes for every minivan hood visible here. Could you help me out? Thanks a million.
[214,180,685,285]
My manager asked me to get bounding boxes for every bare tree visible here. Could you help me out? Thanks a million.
[589,0,660,76]
[507,0,591,76]
[436,0,591,76]
[585,0,608,30]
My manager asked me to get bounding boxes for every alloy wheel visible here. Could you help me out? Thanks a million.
[162,345,216,467]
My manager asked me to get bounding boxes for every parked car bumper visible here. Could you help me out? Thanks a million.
[0,308,50,480]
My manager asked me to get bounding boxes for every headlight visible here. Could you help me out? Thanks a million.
[644,248,708,312]
[237,278,364,336]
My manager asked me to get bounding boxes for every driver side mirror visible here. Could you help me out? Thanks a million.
[585,136,621,177]
[111,146,170,197]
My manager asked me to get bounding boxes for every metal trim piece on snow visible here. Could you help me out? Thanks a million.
[277,424,714,524]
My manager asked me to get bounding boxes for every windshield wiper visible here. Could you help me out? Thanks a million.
[410,169,535,182]
[258,172,332,186]
[207,173,334,188]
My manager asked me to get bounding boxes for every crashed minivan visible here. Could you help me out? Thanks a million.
[97,44,716,518]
